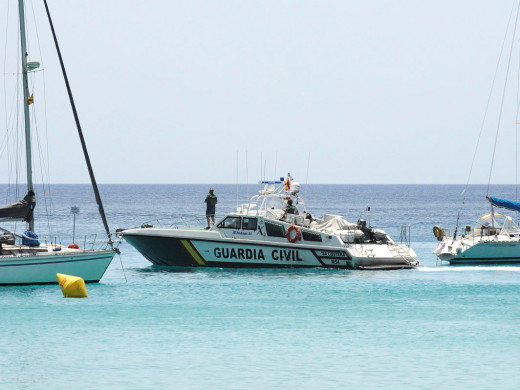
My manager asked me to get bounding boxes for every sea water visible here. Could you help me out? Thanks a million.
[1,184,519,389]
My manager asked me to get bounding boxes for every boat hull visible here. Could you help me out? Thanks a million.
[124,231,417,270]
[0,250,116,286]
[436,240,520,264]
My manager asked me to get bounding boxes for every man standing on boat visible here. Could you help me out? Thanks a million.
[205,188,218,229]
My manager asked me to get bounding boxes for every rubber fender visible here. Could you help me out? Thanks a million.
[433,225,443,240]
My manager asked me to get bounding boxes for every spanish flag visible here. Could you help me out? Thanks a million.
[284,177,290,191]
[27,94,34,105]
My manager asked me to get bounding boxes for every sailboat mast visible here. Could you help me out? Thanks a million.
[42,0,113,245]
[18,0,34,232]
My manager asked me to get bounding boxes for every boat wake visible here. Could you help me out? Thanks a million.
[418,265,520,272]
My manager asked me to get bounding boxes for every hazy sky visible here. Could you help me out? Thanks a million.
[1,1,519,184]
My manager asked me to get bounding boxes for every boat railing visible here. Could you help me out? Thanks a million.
[0,226,23,239]
[13,231,116,252]
[473,226,500,237]
[238,191,307,216]
[82,233,99,250]
[81,233,121,251]
[399,225,411,247]
[136,216,210,229]
[170,217,208,229]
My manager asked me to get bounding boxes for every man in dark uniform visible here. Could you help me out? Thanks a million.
[282,198,297,219]
[204,188,218,229]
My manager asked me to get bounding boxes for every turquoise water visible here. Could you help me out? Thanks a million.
[1,184,519,389]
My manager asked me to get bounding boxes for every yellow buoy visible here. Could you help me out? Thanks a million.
[56,273,88,298]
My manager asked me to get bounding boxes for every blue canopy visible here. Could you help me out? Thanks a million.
[488,196,520,213]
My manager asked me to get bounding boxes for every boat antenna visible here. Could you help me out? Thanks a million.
[304,152,310,197]
[246,150,249,199]
[236,150,239,210]
[260,152,262,182]
[487,0,520,196]
[274,150,277,181]
[43,0,113,246]
[305,152,310,186]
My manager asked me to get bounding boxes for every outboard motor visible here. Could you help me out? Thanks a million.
[357,219,370,234]
[357,219,376,242]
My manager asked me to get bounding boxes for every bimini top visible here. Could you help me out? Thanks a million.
[487,196,520,213]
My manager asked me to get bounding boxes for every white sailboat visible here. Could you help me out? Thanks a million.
[433,1,520,264]
[0,0,117,285]
[433,197,520,264]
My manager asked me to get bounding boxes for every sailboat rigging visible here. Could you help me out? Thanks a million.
[42,0,113,247]
[433,0,520,264]
[0,0,117,285]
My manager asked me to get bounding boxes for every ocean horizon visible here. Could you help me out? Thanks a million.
[1,184,519,389]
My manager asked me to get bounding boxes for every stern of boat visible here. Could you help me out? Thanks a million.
[349,243,419,269]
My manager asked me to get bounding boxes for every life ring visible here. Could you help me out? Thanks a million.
[433,225,443,240]
[286,225,302,243]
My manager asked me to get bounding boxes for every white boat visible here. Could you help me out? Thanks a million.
[122,175,418,270]
[0,0,117,285]
[433,197,520,264]
[433,2,520,265]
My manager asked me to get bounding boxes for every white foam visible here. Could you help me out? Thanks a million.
[417,265,520,272]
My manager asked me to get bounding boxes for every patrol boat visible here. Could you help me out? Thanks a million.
[122,175,418,270]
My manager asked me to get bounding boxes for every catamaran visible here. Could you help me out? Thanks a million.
[0,0,117,285]
[122,175,418,270]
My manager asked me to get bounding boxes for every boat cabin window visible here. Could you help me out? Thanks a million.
[301,229,322,242]
[264,221,285,237]
[218,216,242,229]
[242,217,258,230]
